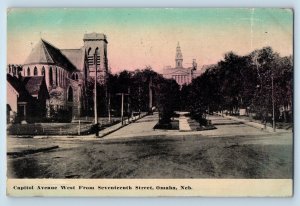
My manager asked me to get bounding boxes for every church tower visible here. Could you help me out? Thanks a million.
[175,42,183,68]
[83,33,108,84]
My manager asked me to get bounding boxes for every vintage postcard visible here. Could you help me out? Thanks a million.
[6,8,293,197]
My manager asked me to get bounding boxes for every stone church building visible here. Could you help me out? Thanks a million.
[7,32,108,122]
[163,43,198,87]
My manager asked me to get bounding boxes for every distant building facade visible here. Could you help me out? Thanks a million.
[7,33,109,123]
[163,43,199,87]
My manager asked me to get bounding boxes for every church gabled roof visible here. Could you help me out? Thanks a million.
[60,49,84,71]
[24,39,78,72]
[24,39,54,64]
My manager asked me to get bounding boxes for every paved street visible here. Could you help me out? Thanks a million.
[7,113,292,179]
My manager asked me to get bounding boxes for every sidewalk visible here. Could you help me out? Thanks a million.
[97,112,148,138]
[102,113,159,139]
[95,112,147,138]
[216,113,288,133]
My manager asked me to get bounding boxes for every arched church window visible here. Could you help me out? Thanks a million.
[49,67,53,85]
[67,87,73,102]
[60,71,63,86]
[61,70,63,86]
[62,71,65,86]
[87,47,92,55]
[87,48,93,66]
[34,67,38,76]
[59,69,62,86]
[42,66,45,76]
[58,69,60,86]
[95,47,99,65]
[59,70,61,86]
[27,67,30,76]
[55,67,58,86]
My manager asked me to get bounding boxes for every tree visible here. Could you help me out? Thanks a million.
[250,47,280,122]
[183,46,293,125]
[155,78,180,124]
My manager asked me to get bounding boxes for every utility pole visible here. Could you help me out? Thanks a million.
[116,92,129,125]
[121,93,124,125]
[127,87,131,123]
[108,92,111,123]
[105,75,110,123]
[149,76,153,114]
[271,74,276,132]
[94,52,99,137]
[138,85,141,118]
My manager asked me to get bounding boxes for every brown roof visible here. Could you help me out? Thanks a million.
[7,74,33,101]
[60,49,84,71]
[22,76,45,96]
[24,39,78,72]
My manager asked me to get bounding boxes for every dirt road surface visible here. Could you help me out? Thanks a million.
[7,114,293,179]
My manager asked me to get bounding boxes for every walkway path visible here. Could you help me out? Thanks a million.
[200,115,268,137]
[103,113,159,139]
[178,115,191,131]
[221,114,288,133]
[104,112,289,140]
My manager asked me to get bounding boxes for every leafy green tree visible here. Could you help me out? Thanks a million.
[155,77,180,124]
[183,46,293,125]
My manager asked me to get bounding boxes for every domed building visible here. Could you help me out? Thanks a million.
[163,43,199,88]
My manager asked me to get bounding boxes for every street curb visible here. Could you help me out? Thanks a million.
[7,146,59,157]
[97,123,126,138]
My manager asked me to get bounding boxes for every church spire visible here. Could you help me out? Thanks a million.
[175,42,183,68]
